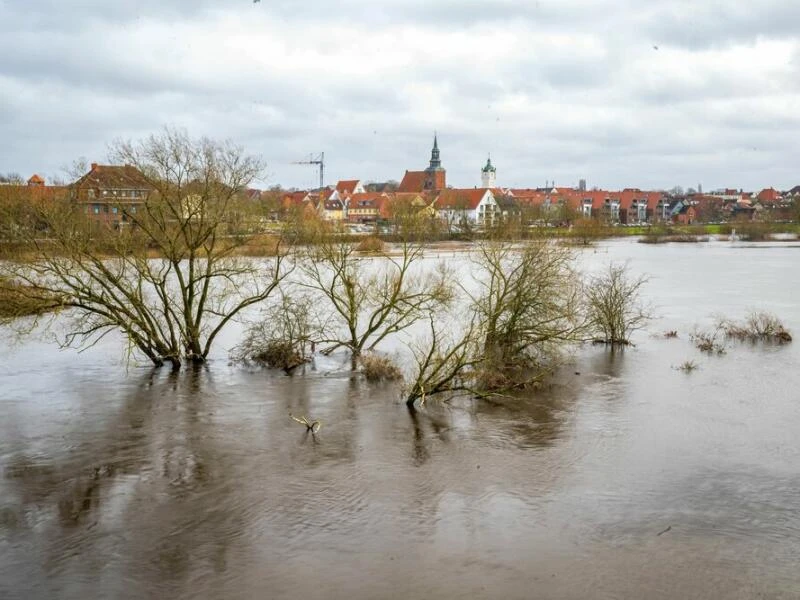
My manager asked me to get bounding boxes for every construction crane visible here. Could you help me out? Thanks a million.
[292,152,325,190]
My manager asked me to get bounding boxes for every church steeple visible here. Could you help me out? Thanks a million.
[481,154,496,188]
[429,132,441,170]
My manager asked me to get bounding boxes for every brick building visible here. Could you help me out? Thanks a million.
[70,163,153,227]
[398,134,447,194]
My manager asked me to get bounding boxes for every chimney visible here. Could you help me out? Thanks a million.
[91,163,98,171]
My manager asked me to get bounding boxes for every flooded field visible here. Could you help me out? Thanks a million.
[2,238,800,599]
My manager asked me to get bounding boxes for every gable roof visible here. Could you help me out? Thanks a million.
[436,188,493,210]
[398,170,428,193]
[348,192,386,207]
[27,173,45,185]
[756,187,781,203]
[72,164,152,190]
[336,180,361,195]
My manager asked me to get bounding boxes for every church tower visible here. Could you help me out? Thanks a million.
[481,155,496,188]
[423,133,446,191]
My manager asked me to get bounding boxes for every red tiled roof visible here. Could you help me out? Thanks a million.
[348,192,385,207]
[27,173,45,185]
[397,171,427,193]
[756,187,780,203]
[282,191,309,206]
[436,188,492,210]
[336,180,360,194]
[72,164,152,190]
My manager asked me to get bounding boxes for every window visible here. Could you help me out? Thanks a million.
[88,189,95,199]
[103,190,108,196]
[130,206,137,214]
[103,205,109,213]
[112,206,118,214]
[93,204,100,214]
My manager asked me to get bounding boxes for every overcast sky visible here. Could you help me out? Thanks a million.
[1,0,798,191]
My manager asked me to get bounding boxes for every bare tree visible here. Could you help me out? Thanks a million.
[0,128,289,368]
[468,239,585,391]
[585,263,651,345]
[298,237,453,360]
[403,314,482,407]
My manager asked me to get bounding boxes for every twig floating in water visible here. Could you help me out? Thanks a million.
[656,525,672,536]
[290,413,321,433]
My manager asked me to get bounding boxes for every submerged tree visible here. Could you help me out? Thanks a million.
[403,239,586,405]
[298,237,453,360]
[233,293,318,372]
[0,129,289,368]
[469,239,585,391]
[403,314,482,408]
[585,263,651,345]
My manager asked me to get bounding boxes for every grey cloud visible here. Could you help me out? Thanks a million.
[1,0,799,191]
[639,1,800,49]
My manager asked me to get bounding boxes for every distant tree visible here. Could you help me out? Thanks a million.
[668,186,684,196]
[570,217,606,245]
[0,172,24,184]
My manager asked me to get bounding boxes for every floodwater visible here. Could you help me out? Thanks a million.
[2,238,800,599]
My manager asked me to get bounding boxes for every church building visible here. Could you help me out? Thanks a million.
[398,135,447,193]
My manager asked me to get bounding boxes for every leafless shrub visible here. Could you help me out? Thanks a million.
[245,339,306,371]
[690,328,726,355]
[585,262,652,345]
[663,330,678,338]
[359,352,403,382]
[675,360,699,372]
[356,236,385,253]
[717,311,792,344]
[233,294,318,372]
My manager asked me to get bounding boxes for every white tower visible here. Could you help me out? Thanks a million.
[481,155,496,188]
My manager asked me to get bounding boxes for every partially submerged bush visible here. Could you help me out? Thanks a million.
[246,339,307,371]
[691,328,726,355]
[663,330,678,338]
[585,263,652,345]
[359,352,403,382]
[675,360,699,372]
[356,236,385,253]
[232,294,318,372]
[717,311,792,344]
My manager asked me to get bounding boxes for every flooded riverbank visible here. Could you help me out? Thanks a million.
[2,239,800,599]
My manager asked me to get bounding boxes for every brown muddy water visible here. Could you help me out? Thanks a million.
[2,238,800,599]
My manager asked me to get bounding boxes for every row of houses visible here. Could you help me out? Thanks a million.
[280,182,800,229]
[5,137,799,230]
[277,137,800,227]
